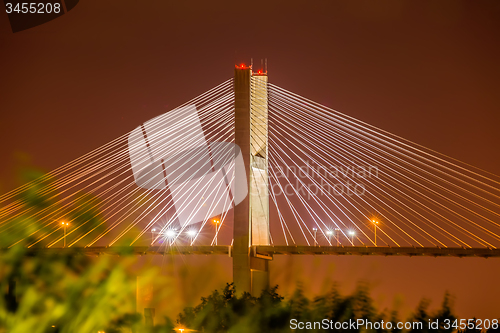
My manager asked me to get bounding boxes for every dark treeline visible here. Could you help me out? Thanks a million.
[176,283,500,333]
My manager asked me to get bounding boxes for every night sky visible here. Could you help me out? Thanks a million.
[1,0,500,319]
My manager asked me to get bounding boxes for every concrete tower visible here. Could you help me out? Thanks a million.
[233,65,271,296]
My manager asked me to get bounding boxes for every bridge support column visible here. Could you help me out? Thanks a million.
[233,65,271,296]
[233,66,252,294]
[250,257,269,297]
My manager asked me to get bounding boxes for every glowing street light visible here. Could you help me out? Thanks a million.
[213,219,220,245]
[151,228,157,244]
[371,219,379,246]
[164,229,177,245]
[335,228,341,246]
[326,230,333,244]
[348,230,356,245]
[312,227,318,246]
[174,324,196,332]
[186,229,197,244]
[60,221,69,247]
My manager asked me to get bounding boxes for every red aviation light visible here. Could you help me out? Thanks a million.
[235,63,252,70]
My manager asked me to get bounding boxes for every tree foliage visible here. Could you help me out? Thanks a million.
[176,282,466,333]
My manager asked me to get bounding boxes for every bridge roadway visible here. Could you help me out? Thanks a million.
[24,245,500,258]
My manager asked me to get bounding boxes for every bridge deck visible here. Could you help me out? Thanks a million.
[253,246,500,258]
[22,245,500,258]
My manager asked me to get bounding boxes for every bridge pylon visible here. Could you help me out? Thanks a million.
[233,64,271,296]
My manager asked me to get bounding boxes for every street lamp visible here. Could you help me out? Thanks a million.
[312,227,318,246]
[348,230,355,245]
[165,229,176,245]
[334,228,341,246]
[151,228,157,244]
[61,221,69,247]
[326,230,333,244]
[187,229,196,244]
[371,219,379,246]
[213,219,220,245]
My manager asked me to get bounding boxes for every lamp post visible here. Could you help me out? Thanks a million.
[312,227,317,246]
[165,229,176,246]
[326,230,333,245]
[151,228,156,244]
[371,219,379,246]
[348,230,355,245]
[61,221,69,247]
[187,229,196,245]
[334,228,340,246]
[213,219,220,245]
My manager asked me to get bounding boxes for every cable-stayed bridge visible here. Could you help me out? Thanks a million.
[1,65,500,299]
